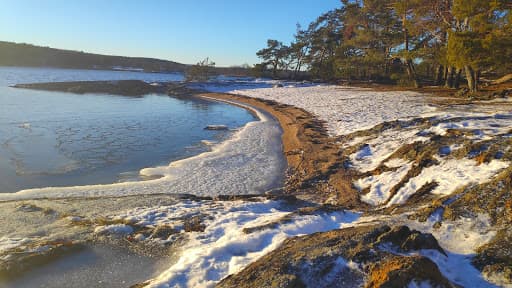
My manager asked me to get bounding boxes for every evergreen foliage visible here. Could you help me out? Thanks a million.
[186,57,216,82]
[255,0,511,91]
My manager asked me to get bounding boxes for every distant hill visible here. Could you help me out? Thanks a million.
[0,41,188,72]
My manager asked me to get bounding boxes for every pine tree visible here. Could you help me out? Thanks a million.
[256,40,289,78]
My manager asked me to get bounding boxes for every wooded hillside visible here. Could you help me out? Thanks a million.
[0,41,188,72]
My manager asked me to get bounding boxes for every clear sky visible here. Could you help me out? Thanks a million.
[0,0,341,66]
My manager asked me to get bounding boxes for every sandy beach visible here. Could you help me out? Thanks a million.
[200,92,360,207]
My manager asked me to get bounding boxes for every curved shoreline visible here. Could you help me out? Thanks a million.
[199,92,360,207]
[0,92,285,201]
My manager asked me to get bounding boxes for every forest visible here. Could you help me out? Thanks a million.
[0,41,188,73]
[255,0,512,92]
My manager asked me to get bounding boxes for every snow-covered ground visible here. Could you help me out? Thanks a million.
[198,82,509,286]
[408,213,500,288]
[201,83,510,209]
[123,200,361,288]
[348,111,512,207]
[228,85,436,136]
[386,158,508,206]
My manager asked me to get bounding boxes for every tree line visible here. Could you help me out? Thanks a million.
[0,41,187,73]
[255,0,512,92]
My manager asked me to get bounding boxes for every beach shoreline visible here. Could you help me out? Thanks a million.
[199,92,361,207]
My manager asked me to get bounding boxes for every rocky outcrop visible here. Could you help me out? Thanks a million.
[375,226,447,256]
[217,225,455,288]
[13,80,164,96]
[366,255,455,288]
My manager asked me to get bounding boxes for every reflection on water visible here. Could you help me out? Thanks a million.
[0,66,184,86]
[0,67,256,192]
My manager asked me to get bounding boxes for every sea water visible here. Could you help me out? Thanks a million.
[0,67,256,193]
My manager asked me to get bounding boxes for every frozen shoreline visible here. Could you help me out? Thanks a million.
[0,93,288,287]
[0,96,286,201]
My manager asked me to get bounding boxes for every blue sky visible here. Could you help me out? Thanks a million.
[0,0,341,66]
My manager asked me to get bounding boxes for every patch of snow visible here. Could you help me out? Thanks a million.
[200,140,217,146]
[133,199,361,288]
[355,162,412,206]
[323,257,351,282]
[387,159,508,206]
[94,224,134,236]
[301,256,363,288]
[407,213,495,255]
[421,250,499,288]
[0,237,32,253]
[427,113,512,140]
[350,128,428,172]
[438,146,452,157]
[385,158,410,168]
[427,207,445,223]
[401,213,499,287]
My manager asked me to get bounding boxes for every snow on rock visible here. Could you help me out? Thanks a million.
[355,162,412,206]
[421,249,500,288]
[0,237,32,253]
[229,85,435,136]
[406,214,498,287]
[385,157,410,168]
[426,112,512,140]
[350,128,429,172]
[138,199,361,288]
[301,256,363,288]
[94,224,134,236]
[387,159,509,206]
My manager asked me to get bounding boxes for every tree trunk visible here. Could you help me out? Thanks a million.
[402,12,420,88]
[405,59,421,88]
[445,66,455,88]
[435,65,444,85]
[465,65,477,92]
[293,58,303,80]
[454,69,463,89]
[272,60,278,79]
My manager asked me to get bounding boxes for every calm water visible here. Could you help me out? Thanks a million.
[0,67,256,193]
